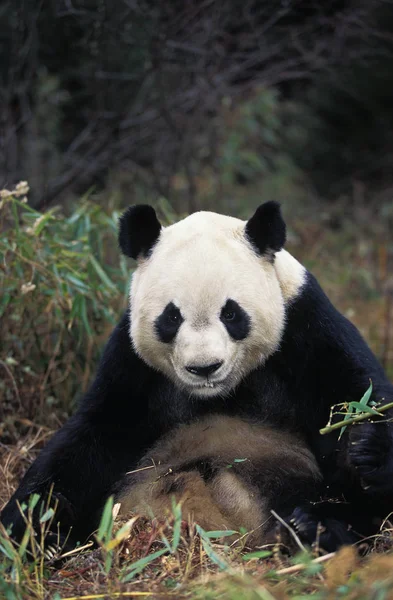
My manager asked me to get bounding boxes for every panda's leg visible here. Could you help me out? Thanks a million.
[122,470,235,533]
[283,504,364,553]
[0,412,142,552]
[209,470,268,544]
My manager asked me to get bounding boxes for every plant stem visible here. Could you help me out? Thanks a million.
[319,401,393,435]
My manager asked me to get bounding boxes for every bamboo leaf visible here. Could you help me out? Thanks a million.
[90,255,117,291]
[359,381,373,406]
[65,274,90,292]
[202,530,237,539]
[242,550,273,560]
[171,499,182,552]
[97,497,114,542]
[200,538,230,571]
[121,548,168,582]
[338,410,354,441]
[347,401,381,415]
[33,211,55,236]
[80,296,92,335]
[39,508,55,523]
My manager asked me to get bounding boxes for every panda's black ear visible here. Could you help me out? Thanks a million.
[245,201,286,256]
[118,205,162,260]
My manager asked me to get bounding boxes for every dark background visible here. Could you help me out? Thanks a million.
[2,0,393,213]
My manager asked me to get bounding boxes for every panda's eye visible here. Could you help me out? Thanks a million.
[168,311,181,324]
[220,299,251,341]
[223,310,236,321]
[155,302,184,344]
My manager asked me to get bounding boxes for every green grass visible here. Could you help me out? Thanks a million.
[2,496,393,600]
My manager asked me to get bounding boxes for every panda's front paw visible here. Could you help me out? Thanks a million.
[348,421,393,493]
[284,506,361,553]
[42,531,77,562]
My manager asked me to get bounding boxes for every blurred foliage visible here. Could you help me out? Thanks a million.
[0,184,128,428]
[2,1,393,210]
[219,89,301,188]
[288,65,393,197]
[216,88,305,211]
[290,1,393,197]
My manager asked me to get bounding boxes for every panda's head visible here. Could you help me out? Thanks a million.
[119,202,305,398]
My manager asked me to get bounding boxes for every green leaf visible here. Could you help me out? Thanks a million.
[40,508,55,523]
[202,530,237,539]
[121,548,168,582]
[65,274,90,292]
[348,401,380,416]
[90,255,117,292]
[0,540,16,560]
[18,526,32,558]
[338,410,354,441]
[28,494,41,511]
[359,381,373,406]
[97,496,114,542]
[11,201,20,235]
[70,295,82,320]
[171,499,182,552]
[80,296,92,335]
[33,211,55,236]
[242,550,273,560]
[200,538,230,571]
[339,382,374,440]
[104,552,113,575]
[233,458,248,463]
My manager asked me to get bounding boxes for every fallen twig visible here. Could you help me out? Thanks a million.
[275,551,335,575]
[270,510,306,553]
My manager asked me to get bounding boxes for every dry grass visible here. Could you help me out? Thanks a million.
[2,466,393,600]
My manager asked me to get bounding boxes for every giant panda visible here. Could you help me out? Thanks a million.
[2,202,393,553]
[116,415,321,547]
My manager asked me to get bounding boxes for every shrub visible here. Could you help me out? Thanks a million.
[0,183,129,430]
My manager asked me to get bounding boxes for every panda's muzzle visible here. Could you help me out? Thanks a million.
[185,362,223,378]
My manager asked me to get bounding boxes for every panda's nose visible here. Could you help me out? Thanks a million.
[185,362,223,378]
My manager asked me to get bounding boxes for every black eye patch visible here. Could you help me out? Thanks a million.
[220,299,251,341]
[155,302,184,343]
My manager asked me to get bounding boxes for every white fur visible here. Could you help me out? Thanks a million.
[129,211,306,397]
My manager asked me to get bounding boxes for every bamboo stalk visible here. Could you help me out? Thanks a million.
[319,402,393,435]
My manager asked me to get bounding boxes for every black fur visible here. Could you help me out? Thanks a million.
[220,299,251,341]
[118,205,161,259]
[2,214,393,553]
[155,302,184,343]
[245,201,286,255]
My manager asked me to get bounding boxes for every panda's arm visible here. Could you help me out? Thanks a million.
[297,274,393,504]
[0,313,161,547]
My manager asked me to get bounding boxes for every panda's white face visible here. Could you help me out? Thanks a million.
[128,210,305,398]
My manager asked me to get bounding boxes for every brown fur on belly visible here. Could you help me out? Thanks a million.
[117,415,321,546]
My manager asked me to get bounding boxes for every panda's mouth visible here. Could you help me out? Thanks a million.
[183,378,225,394]
[203,381,215,389]
[192,378,229,394]
[169,357,238,397]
